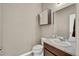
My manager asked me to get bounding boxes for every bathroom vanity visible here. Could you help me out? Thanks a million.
[44,42,71,56]
[42,38,76,56]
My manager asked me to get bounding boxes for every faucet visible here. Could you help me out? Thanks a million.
[57,36,65,41]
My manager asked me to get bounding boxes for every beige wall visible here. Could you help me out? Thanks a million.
[54,4,76,39]
[2,4,41,55]
[0,4,2,55]
[76,4,79,55]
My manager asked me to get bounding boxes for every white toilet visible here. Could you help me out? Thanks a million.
[32,38,45,56]
[32,45,43,56]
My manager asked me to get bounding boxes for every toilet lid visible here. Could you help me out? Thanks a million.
[33,45,43,50]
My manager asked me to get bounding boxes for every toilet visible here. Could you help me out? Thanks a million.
[32,45,43,56]
[32,38,45,56]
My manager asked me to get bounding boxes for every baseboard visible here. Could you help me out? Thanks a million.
[20,51,33,56]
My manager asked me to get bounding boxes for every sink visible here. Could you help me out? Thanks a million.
[50,38,71,47]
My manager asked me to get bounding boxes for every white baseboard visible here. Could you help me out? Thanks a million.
[20,51,33,56]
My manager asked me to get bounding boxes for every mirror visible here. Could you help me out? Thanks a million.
[39,9,51,25]
[53,4,76,39]
[69,14,76,38]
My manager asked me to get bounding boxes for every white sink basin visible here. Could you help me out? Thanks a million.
[50,39,71,47]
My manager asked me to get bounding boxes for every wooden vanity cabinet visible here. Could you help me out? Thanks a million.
[44,42,72,56]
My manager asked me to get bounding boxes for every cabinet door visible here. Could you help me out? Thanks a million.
[39,9,51,25]
[44,42,72,56]
[40,10,48,25]
[44,49,55,56]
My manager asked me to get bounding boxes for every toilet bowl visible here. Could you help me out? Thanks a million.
[32,45,43,56]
